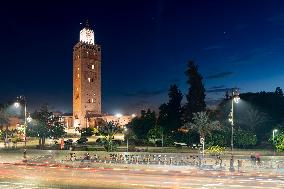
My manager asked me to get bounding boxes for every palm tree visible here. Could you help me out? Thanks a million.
[240,108,267,132]
[98,121,122,152]
[184,111,220,143]
[0,107,10,146]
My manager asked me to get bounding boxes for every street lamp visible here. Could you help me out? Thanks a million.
[27,114,32,123]
[228,89,240,154]
[124,127,128,152]
[273,129,278,141]
[14,96,29,162]
[273,129,278,156]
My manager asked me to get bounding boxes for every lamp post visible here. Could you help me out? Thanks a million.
[14,96,30,162]
[124,127,128,152]
[161,128,164,149]
[228,89,240,154]
[273,129,278,141]
[273,129,278,156]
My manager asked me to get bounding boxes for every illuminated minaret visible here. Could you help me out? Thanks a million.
[73,20,101,128]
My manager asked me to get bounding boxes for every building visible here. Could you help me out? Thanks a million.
[63,113,134,130]
[73,20,102,128]
[0,117,21,131]
[68,21,135,132]
[62,113,73,129]
[102,114,135,127]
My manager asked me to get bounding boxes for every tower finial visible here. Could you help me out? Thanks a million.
[85,19,90,28]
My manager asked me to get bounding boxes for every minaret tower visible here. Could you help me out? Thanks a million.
[73,20,101,128]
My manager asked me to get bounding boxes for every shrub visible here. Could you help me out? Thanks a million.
[102,140,118,152]
[272,133,284,152]
[206,145,226,156]
[76,137,88,145]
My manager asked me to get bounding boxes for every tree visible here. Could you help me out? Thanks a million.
[239,108,268,132]
[130,109,156,140]
[166,84,183,132]
[28,105,51,149]
[49,116,66,140]
[0,128,18,148]
[157,103,168,130]
[79,127,97,138]
[234,129,257,149]
[0,105,10,143]
[207,129,230,147]
[124,126,137,141]
[184,111,220,144]
[27,105,66,149]
[272,132,284,152]
[216,89,284,144]
[147,125,163,145]
[0,106,9,131]
[183,60,206,123]
[275,87,283,96]
[98,121,122,152]
[11,133,21,148]
[156,85,183,144]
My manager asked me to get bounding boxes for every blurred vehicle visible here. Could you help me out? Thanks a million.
[173,142,187,148]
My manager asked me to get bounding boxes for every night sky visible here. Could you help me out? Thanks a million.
[1,0,284,114]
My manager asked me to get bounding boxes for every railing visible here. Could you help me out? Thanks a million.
[53,152,284,174]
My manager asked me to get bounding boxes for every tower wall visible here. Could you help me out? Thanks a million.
[73,33,101,128]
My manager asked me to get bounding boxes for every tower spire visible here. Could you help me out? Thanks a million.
[85,19,90,28]
[79,19,95,44]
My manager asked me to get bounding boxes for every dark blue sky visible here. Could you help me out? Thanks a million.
[1,0,284,114]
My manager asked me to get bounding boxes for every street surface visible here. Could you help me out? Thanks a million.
[1,150,284,188]
[0,162,284,189]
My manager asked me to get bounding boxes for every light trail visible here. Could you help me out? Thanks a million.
[0,163,283,189]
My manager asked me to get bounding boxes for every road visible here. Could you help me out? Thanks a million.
[0,163,284,189]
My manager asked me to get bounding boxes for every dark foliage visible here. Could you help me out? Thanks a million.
[183,60,206,123]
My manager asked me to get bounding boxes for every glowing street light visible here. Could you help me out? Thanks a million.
[273,129,278,141]
[27,114,32,123]
[228,89,240,154]
[233,96,240,103]
[131,114,136,118]
[14,102,20,108]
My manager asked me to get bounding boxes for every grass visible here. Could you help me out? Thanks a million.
[0,138,283,156]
